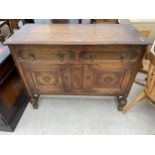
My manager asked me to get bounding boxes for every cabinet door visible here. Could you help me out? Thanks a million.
[69,65,86,93]
[88,64,133,95]
[20,63,89,94]
[61,65,91,93]
[21,63,65,94]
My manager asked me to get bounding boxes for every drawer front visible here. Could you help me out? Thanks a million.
[79,46,140,63]
[17,48,75,62]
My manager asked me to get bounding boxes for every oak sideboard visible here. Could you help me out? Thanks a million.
[5,24,150,110]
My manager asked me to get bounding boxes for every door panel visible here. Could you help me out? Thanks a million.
[20,62,133,95]
[88,64,132,94]
[61,66,71,92]
[21,63,64,94]
[69,65,85,92]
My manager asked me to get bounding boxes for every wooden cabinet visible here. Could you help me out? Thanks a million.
[5,24,150,110]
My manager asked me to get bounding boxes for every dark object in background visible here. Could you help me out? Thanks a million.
[24,19,34,23]
[91,19,118,24]
[0,44,29,132]
[52,19,69,24]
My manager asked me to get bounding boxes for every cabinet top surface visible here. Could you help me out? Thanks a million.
[5,24,150,45]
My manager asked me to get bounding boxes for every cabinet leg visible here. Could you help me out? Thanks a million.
[30,95,39,109]
[116,96,127,111]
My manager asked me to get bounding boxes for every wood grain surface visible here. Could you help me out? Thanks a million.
[5,24,150,45]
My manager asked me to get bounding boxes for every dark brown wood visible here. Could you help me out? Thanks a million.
[8,19,20,29]
[4,24,151,110]
[0,53,29,132]
[91,19,118,24]
[30,94,39,109]
[117,96,127,111]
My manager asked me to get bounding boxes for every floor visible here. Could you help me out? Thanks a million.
[0,73,155,135]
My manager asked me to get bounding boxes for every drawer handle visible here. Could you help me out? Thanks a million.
[120,53,126,61]
[64,75,68,80]
[58,53,64,61]
[86,76,91,80]
[90,53,96,60]
[29,53,35,60]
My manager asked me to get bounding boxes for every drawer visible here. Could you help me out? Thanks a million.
[79,46,140,63]
[17,48,75,62]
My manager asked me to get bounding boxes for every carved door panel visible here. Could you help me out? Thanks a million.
[20,63,89,94]
[69,65,87,93]
[21,63,65,94]
[88,64,132,95]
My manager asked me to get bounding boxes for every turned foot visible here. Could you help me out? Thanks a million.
[30,95,39,109]
[116,96,127,111]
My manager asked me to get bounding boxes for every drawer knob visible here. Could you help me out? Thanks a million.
[30,53,35,60]
[120,53,126,61]
[90,53,96,60]
[64,75,68,79]
[59,53,64,61]
[86,76,91,80]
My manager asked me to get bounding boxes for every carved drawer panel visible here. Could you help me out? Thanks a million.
[17,48,75,62]
[79,46,140,63]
